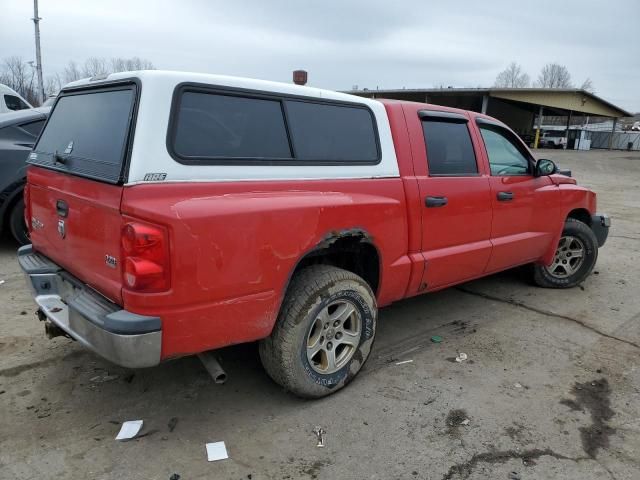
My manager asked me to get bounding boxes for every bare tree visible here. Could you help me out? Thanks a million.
[535,63,573,88]
[2,55,156,101]
[62,60,82,83]
[494,62,530,88]
[0,56,39,105]
[580,78,595,93]
[110,56,155,73]
[44,73,63,96]
[82,57,109,77]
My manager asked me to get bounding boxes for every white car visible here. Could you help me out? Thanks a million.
[541,131,567,149]
[0,84,33,114]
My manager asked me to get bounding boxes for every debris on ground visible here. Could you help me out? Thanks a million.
[313,426,326,448]
[431,335,443,343]
[168,417,179,432]
[460,418,470,426]
[169,474,180,480]
[514,383,523,389]
[446,409,469,429]
[0,280,5,286]
[455,352,468,363]
[508,472,521,480]
[205,441,229,461]
[395,359,414,366]
[115,420,144,441]
[90,373,119,383]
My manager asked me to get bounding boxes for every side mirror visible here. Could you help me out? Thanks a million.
[535,158,557,177]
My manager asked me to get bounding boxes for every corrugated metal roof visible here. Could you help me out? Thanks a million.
[346,87,631,117]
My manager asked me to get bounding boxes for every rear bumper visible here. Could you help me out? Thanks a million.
[18,245,161,368]
[590,213,610,247]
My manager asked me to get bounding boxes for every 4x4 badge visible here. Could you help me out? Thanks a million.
[57,219,66,239]
[64,141,74,154]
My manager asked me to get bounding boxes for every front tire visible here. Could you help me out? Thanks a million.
[259,265,377,398]
[9,198,29,245]
[533,218,598,288]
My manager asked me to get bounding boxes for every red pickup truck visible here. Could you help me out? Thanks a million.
[19,71,609,397]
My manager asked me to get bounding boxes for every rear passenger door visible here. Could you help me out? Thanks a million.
[475,120,558,272]
[411,110,493,290]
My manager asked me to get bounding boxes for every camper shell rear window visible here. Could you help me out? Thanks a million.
[29,82,138,184]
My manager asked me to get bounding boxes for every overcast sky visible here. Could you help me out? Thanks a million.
[2,0,638,112]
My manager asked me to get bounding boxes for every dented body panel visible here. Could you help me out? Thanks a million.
[120,179,410,358]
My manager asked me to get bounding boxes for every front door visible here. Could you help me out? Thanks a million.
[411,110,493,290]
[475,121,559,273]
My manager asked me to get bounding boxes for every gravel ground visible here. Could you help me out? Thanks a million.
[1,149,639,480]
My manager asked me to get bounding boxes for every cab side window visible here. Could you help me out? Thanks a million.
[480,126,532,176]
[5,94,30,111]
[422,119,478,175]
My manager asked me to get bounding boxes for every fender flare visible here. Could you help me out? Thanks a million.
[271,228,381,329]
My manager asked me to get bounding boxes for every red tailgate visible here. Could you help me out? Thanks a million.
[28,167,124,304]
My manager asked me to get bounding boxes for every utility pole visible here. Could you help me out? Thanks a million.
[32,0,45,104]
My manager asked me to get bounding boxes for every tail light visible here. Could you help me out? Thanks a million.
[23,184,32,232]
[121,221,170,292]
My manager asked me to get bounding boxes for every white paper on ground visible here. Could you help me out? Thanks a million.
[395,359,414,365]
[206,441,229,461]
[115,420,144,440]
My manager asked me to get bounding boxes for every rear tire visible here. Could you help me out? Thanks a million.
[9,198,29,246]
[259,265,377,398]
[533,218,598,288]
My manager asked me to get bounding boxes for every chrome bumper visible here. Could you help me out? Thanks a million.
[18,245,161,368]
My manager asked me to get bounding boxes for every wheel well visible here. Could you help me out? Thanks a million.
[292,232,380,295]
[1,181,25,230]
[567,208,591,226]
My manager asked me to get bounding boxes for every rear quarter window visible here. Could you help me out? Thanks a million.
[19,119,45,137]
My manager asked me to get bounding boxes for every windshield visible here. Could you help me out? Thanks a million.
[30,84,136,184]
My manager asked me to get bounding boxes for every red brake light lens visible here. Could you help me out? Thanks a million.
[121,221,170,292]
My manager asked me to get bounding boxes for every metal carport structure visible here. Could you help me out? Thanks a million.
[347,87,632,149]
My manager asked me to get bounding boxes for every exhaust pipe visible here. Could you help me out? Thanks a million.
[197,352,228,384]
[44,321,66,339]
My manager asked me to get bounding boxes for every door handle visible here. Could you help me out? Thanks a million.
[497,191,514,201]
[425,196,448,208]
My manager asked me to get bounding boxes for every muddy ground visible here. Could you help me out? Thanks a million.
[1,150,639,480]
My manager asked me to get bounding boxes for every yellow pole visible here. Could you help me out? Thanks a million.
[533,105,544,149]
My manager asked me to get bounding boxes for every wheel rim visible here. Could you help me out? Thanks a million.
[545,235,586,279]
[306,299,362,375]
